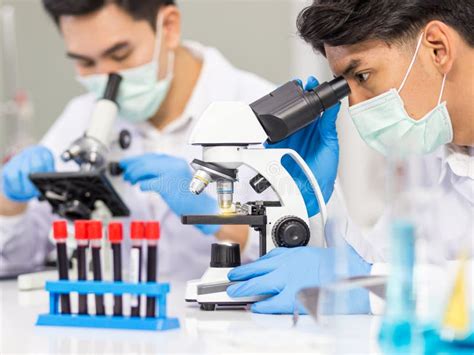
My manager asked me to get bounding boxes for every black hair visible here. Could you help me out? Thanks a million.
[297,0,474,55]
[42,0,175,30]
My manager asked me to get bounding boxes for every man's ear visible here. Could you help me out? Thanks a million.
[423,21,456,75]
[159,5,181,50]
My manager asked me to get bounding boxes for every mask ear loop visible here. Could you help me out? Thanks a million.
[398,33,424,93]
[166,51,175,80]
[153,12,174,80]
[437,74,447,105]
[152,13,165,62]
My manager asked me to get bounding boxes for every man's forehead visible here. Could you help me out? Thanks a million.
[59,3,141,39]
[324,40,390,75]
[59,4,148,55]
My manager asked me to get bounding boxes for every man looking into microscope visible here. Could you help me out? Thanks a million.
[0,0,274,278]
[227,0,474,314]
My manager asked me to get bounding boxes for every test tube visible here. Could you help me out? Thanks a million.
[145,222,160,318]
[130,221,145,317]
[88,220,105,316]
[74,220,89,315]
[108,222,123,316]
[52,220,71,314]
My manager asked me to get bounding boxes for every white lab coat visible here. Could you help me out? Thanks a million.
[344,144,474,263]
[0,41,276,279]
[334,144,474,314]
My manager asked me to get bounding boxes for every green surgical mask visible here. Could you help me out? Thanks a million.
[76,14,173,123]
[348,34,453,156]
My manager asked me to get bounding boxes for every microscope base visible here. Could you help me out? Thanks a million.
[185,267,268,311]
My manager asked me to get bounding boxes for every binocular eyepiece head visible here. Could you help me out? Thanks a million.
[250,76,351,143]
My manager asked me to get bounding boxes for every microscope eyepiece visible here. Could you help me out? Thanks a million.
[327,76,351,102]
[308,76,351,115]
[103,73,122,103]
[250,76,351,143]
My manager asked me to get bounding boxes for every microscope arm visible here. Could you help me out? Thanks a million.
[239,148,327,247]
[281,149,327,246]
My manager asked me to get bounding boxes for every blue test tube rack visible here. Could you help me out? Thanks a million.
[36,280,180,331]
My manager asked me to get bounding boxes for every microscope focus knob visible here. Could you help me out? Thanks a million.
[210,243,241,268]
[119,129,132,150]
[272,216,310,248]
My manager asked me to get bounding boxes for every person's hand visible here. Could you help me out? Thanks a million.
[226,240,371,314]
[265,76,340,217]
[119,153,220,235]
[1,145,55,202]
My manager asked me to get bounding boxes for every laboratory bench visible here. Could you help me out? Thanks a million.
[1,280,383,354]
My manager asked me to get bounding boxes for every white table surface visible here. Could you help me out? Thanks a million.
[1,280,383,354]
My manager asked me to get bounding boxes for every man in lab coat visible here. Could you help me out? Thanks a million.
[227,0,474,314]
[0,0,274,278]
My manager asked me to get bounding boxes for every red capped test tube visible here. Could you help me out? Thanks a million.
[88,220,105,316]
[145,221,160,318]
[74,220,89,315]
[108,222,123,316]
[53,220,71,314]
[130,221,145,317]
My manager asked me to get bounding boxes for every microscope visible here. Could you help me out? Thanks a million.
[29,74,130,220]
[183,77,351,310]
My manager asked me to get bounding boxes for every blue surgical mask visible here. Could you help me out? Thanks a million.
[76,14,174,123]
[348,34,453,156]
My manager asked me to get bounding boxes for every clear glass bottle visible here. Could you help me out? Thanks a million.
[379,151,473,352]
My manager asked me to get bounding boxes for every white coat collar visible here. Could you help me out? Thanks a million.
[437,143,474,182]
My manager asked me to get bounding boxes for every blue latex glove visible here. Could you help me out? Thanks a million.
[265,76,340,217]
[119,153,220,235]
[1,145,55,202]
[227,241,371,314]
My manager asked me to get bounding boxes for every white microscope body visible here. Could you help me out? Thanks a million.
[29,73,131,221]
[61,74,127,172]
[183,102,328,310]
